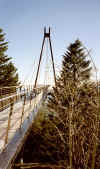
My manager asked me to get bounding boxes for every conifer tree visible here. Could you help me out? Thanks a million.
[48,40,92,118]
[0,28,19,87]
[48,40,98,169]
[61,39,91,83]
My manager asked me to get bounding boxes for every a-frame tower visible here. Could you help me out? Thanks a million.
[34,27,57,88]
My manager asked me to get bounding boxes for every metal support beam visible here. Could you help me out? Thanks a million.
[34,30,45,88]
[48,31,57,86]
[34,27,56,88]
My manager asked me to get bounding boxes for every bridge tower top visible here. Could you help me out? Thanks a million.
[34,27,57,88]
[44,27,50,38]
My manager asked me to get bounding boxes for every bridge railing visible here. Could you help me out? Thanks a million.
[0,85,48,151]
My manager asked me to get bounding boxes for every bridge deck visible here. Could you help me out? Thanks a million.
[0,91,44,169]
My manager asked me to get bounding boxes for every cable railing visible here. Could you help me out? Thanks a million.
[0,85,33,99]
[0,85,48,152]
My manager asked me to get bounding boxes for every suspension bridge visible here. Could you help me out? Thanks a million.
[0,27,56,169]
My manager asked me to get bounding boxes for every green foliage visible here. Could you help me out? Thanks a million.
[61,39,91,83]
[0,28,19,87]
[16,107,69,167]
[48,40,100,169]
[48,40,92,119]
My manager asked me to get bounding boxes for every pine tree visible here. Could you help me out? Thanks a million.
[48,40,92,118]
[60,39,92,89]
[0,28,19,88]
[48,40,98,169]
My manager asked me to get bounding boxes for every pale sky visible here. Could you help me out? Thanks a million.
[0,0,100,84]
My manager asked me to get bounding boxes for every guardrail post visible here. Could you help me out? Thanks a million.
[4,98,14,147]
[20,94,26,128]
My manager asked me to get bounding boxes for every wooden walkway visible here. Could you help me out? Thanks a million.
[0,90,45,169]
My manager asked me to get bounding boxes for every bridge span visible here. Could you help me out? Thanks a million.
[0,27,56,169]
[0,86,48,169]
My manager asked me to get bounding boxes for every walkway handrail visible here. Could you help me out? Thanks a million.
[0,85,48,152]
